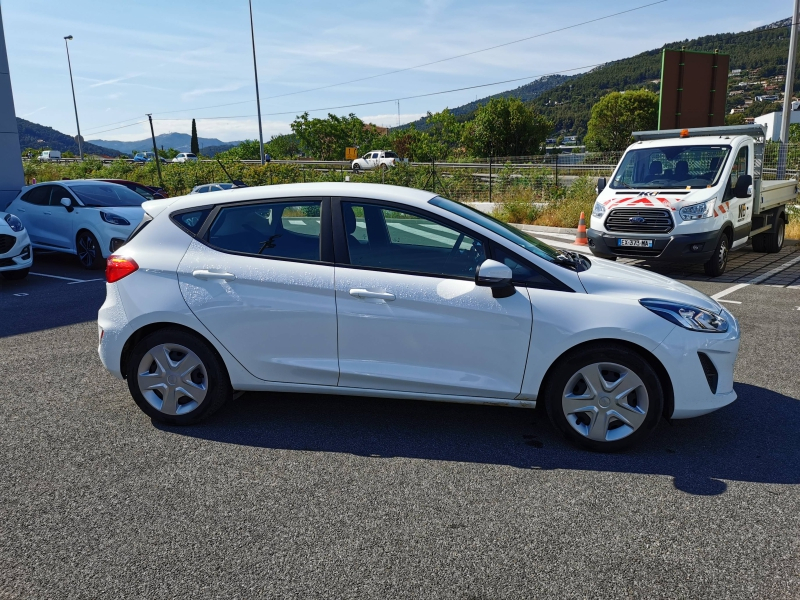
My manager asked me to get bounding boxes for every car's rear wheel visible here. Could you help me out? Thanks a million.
[1,268,29,280]
[126,328,232,425]
[76,230,102,270]
[545,345,663,451]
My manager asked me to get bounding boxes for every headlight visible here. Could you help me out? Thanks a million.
[4,214,24,232]
[640,298,728,333]
[679,197,716,221]
[101,212,131,226]
[592,201,606,218]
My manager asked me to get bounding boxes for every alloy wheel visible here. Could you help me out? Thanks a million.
[717,237,728,271]
[77,234,97,267]
[561,362,650,442]
[136,343,209,416]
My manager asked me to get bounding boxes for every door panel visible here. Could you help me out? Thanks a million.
[335,268,532,397]
[42,186,76,249]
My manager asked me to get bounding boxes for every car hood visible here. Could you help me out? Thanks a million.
[577,257,722,313]
[86,205,145,222]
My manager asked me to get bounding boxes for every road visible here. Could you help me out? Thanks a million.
[0,245,798,599]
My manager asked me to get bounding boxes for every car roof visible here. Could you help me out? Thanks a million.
[148,182,438,214]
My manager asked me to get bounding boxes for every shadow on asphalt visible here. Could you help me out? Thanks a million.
[158,382,799,496]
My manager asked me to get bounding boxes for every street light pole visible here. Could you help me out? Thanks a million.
[63,35,83,160]
[249,0,265,166]
[777,0,800,179]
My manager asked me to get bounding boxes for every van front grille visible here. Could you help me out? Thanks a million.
[606,208,674,234]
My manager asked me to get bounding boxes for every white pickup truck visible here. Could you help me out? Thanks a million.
[587,125,795,276]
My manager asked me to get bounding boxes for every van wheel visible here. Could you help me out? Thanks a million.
[703,233,729,277]
[764,216,785,253]
[544,345,663,452]
[126,328,232,425]
[76,230,102,270]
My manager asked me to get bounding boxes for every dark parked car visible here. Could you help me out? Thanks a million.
[98,180,168,200]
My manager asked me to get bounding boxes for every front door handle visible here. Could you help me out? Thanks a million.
[43,211,51,215]
[349,288,396,301]
[193,269,236,281]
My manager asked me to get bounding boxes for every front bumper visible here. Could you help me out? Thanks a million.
[653,311,741,419]
[587,228,719,262]
[0,231,33,272]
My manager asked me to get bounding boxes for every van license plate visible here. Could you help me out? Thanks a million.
[618,239,653,248]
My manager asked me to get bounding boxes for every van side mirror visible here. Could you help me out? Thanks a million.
[596,177,606,195]
[734,175,753,198]
[60,197,74,212]
[475,259,515,298]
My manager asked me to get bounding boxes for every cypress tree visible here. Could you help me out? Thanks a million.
[191,119,200,155]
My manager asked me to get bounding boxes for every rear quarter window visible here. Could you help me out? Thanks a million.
[171,208,212,235]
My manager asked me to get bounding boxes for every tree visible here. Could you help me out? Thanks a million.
[462,97,552,157]
[291,112,379,160]
[191,119,200,155]
[584,90,658,152]
[217,140,261,161]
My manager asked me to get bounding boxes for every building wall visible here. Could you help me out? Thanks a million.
[0,7,23,210]
[754,111,800,141]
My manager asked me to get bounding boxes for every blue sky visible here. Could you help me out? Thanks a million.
[3,0,795,143]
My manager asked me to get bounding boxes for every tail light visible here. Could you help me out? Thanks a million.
[106,255,139,283]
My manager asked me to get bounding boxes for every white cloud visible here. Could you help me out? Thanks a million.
[89,73,142,88]
[181,83,246,102]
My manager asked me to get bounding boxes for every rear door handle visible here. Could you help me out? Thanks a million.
[192,269,236,281]
[349,288,395,301]
[43,211,51,215]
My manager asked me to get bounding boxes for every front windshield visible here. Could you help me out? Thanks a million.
[611,145,730,189]
[71,184,146,207]
[429,196,563,263]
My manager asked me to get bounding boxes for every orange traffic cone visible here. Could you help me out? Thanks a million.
[575,211,588,245]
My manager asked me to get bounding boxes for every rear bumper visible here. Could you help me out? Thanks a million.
[587,228,719,262]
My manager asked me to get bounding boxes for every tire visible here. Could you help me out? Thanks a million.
[126,328,232,425]
[764,216,785,253]
[544,344,664,452]
[76,230,103,270]
[352,163,360,172]
[751,233,767,253]
[1,268,29,280]
[703,231,730,277]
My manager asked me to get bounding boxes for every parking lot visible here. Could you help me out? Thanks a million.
[1,246,798,598]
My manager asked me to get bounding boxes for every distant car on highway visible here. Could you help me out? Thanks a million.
[97,182,740,452]
[133,152,167,164]
[190,182,245,194]
[351,150,399,171]
[5,180,144,269]
[38,150,61,162]
[98,179,168,200]
[0,209,32,280]
[172,153,198,163]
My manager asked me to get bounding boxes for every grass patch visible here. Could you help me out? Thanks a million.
[493,175,595,228]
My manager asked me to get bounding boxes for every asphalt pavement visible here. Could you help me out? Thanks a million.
[0,247,798,599]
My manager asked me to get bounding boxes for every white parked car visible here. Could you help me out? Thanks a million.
[191,183,237,194]
[98,183,740,451]
[351,150,399,171]
[0,210,33,279]
[6,180,144,269]
[172,153,199,163]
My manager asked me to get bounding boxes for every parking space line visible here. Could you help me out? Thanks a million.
[710,254,800,302]
[712,283,749,300]
[67,278,105,285]
[30,272,85,283]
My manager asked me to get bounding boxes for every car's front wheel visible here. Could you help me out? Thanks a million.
[76,230,102,270]
[545,345,663,451]
[126,328,232,425]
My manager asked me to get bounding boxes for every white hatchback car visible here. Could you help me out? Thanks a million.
[98,183,740,451]
[0,210,33,279]
[6,180,144,269]
[172,153,199,163]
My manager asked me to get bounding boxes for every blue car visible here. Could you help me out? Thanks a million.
[132,152,167,164]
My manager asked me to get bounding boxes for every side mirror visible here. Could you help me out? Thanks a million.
[734,174,753,198]
[60,197,74,212]
[475,259,515,299]
[596,177,606,195]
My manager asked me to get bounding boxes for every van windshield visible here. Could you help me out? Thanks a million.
[611,145,731,189]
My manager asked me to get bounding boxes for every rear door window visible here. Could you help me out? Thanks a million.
[207,200,322,262]
[21,185,52,205]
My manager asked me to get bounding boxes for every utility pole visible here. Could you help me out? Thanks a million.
[63,35,83,160]
[147,114,164,189]
[249,0,265,165]
[778,0,800,179]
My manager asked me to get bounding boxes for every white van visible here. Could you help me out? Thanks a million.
[38,150,62,162]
